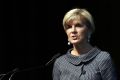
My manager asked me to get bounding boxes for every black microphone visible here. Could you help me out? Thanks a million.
[8,68,19,80]
[45,53,61,66]
[0,68,19,80]
[0,53,61,80]
[18,53,61,72]
[0,74,6,80]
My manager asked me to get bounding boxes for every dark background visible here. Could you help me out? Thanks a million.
[1,0,120,80]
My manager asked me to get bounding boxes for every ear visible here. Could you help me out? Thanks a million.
[68,38,70,42]
[87,31,92,42]
[87,29,92,36]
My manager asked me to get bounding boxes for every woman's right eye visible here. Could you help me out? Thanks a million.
[66,25,71,29]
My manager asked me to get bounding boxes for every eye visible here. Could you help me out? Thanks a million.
[65,25,72,29]
[75,23,83,27]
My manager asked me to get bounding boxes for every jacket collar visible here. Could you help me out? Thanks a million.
[65,47,101,65]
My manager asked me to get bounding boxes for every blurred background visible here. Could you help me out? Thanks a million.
[1,0,120,80]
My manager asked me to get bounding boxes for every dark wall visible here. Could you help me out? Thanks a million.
[1,0,120,80]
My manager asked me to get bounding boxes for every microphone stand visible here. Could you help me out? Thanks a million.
[0,53,61,80]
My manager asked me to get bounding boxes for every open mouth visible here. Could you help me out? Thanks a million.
[72,36,77,40]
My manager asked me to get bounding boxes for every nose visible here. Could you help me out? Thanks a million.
[71,25,76,32]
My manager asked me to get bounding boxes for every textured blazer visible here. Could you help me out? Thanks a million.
[53,47,118,80]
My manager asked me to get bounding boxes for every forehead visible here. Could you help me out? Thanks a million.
[66,16,85,25]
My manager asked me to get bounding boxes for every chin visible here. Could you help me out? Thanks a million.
[71,41,80,45]
[71,40,84,45]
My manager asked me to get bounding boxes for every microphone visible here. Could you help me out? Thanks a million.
[45,53,61,66]
[18,53,61,72]
[0,68,19,80]
[0,74,6,80]
[0,53,61,80]
[8,68,19,80]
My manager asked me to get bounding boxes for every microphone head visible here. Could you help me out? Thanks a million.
[45,53,61,66]
[52,53,61,59]
[12,68,19,72]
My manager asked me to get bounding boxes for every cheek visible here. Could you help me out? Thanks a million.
[65,30,71,40]
[78,29,88,37]
[66,30,70,36]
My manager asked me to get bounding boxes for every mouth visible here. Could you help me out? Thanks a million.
[71,36,78,40]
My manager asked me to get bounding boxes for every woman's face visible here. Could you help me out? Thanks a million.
[65,18,89,45]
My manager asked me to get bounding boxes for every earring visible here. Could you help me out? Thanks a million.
[88,35,91,42]
[68,41,71,45]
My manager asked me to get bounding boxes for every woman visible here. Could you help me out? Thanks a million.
[53,8,117,80]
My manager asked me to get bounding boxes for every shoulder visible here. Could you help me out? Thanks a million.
[95,50,113,65]
[97,51,111,60]
[54,54,66,65]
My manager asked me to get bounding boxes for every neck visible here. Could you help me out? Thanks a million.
[71,42,93,56]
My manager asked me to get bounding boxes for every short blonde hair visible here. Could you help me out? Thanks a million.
[63,8,95,33]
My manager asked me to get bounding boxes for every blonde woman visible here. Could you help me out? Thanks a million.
[52,8,117,80]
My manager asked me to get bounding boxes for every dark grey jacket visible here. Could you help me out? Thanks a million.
[53,47,118,80]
